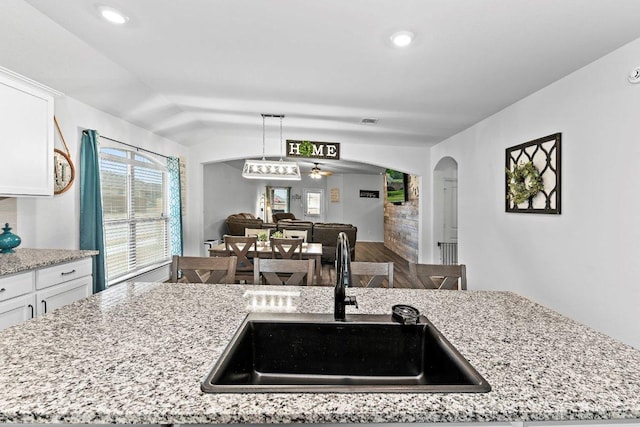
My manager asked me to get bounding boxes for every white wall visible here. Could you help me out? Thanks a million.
[430,37,640,349]
[203,162,262,240]
[325,174,344,223]
[16,96,188,250]
[0,198,17,229]
[341,174,384,242]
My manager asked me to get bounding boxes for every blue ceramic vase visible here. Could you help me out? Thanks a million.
[0,223,21,254]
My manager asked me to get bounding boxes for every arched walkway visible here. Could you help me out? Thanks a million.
[433,157,458,264]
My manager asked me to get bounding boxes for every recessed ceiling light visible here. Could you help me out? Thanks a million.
[390,31,414,48]
[98,6,129,25]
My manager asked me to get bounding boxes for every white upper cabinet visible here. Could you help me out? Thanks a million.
[0,66,60,197]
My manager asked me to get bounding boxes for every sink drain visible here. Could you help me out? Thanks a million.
[391,304,420,324]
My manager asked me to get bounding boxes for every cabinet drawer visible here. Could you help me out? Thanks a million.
[0,271,35,302]
[36,258,93,290]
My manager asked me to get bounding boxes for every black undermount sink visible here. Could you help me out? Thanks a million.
[201,312,491,393]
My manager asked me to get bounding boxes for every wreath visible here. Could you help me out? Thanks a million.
[299,140,314,157]
[506,161,544,205]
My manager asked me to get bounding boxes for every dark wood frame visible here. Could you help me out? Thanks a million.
[359,190,379,198]
[286,140,341,160]
[505,133,561,214]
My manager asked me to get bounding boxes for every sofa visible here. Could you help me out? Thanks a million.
[225,213,271,236]
[311,223,357,263]
[226,213,357,263]
[276,219,357,263]
[272,212,296,222]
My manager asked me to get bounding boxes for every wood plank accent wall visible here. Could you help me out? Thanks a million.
[383,175,419,263]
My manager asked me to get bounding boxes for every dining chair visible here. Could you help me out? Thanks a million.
[270,237,303,259]
[170,255,237,284]
[224,235,258,283]
[408,263,467,290]
[253,258,315,286]
[350,261,394,288]
[283,229,308,242]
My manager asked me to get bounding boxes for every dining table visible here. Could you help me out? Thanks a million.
[208,241,323,284]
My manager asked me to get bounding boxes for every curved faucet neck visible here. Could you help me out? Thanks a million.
[335,232,356,320]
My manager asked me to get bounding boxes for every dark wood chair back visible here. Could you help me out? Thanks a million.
[408,263,467,290]
[350,261,394,288]
[254,258,314,286]
[270,237,303,259]
[224,235,258,282]
[170,255,237,284]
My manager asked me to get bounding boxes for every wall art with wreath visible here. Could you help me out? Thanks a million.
[505,133,561,214]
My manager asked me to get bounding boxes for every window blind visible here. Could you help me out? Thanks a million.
[100,148,169,283]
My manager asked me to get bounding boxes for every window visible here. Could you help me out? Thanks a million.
[270,187,290,213]
[100,147,169,283]
[305,191,321,215]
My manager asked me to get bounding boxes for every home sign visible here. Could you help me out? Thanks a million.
[286,140,340,160]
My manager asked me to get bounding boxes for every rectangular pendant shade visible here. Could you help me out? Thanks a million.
[242,159,301,180]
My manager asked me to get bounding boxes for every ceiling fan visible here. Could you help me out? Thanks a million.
[309,162,333,179]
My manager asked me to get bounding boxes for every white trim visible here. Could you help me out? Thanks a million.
[0,65,63,96]
[108,260,171,287]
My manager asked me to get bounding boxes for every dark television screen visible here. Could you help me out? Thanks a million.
[385,169,408,203]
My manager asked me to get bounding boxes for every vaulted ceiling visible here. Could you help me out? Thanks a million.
[2,0,640,149]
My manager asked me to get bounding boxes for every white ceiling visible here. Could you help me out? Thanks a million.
[2,0,640,150]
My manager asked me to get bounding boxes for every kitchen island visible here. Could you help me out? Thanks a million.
[0,282,639,425]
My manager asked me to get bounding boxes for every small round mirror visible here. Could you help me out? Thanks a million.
[54,148,75,195]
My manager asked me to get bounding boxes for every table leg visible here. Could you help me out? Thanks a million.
[313,255,321,285]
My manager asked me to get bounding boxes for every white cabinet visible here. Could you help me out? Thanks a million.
[0,270,35,329]
[0,66,60,197]
[0,258,92,331]
[36,276,91,316]
[0,294,35,330]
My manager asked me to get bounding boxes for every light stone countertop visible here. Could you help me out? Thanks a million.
[0,248,98,276]
[0,283,640,424]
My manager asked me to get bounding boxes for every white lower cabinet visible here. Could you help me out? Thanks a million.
[0,258,92,331]
[36,276,92,316]
[0,294,35,330]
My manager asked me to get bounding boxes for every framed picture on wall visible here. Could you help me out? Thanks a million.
[359,190,379,198]
[505,133,561,214]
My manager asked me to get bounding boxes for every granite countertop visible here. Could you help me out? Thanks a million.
[0,248,98,276]
[1,283,640,424]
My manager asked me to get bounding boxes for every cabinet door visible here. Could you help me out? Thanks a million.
[0,67,55,197]
[0,294,35,331]
[36,276,92,316]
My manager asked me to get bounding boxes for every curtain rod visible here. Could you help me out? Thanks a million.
[98,134,170,159]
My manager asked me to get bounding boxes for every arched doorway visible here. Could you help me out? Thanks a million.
[433,157,458,264]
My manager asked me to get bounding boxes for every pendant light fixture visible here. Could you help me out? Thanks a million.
[242,114,301,180]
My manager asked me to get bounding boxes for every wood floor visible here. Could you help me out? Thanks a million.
[317,242,413,288]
